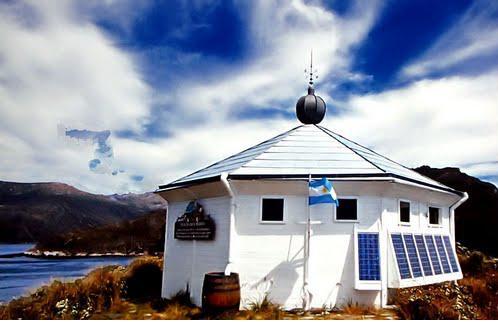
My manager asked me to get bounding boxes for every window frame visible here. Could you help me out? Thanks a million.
[398,199,411,225]
[428,205,442,227]
[259,196,286,224]
[334,196,359,223]
[354,226,381,290]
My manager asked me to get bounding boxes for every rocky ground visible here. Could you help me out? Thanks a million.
[393,243,498,319]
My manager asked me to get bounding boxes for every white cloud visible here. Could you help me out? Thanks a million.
[111,118,297,193]
[401,0,498,78]
[2,0,496,195]
[154,0,381,125]
[322,72,498,184]
[0,0,151,193]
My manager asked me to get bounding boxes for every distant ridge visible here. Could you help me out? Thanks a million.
[414,166,498,256]
[0,180,167,244]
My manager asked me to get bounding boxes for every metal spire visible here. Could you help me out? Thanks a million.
[305,50,318,88]
[309,50,314,86]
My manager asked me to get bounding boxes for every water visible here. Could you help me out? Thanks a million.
[0,244,133,304]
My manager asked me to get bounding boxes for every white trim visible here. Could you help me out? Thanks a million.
[449,192,468,245]
[428,205,442,226]
[334,196,359,222]
[398,199,411,225]
[259,195,286,224]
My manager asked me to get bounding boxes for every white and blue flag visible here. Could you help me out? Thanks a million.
[309,177,339,206]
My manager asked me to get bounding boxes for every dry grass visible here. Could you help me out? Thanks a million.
[340,300,380,315]
[0,257,398,320]
[394,248,498,320]
[0,257,162,320]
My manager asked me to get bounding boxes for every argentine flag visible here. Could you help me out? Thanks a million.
[309,177,339,206]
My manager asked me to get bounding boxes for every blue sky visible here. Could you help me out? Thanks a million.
[0,0,497,193]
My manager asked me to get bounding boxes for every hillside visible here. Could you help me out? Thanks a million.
[33,209,166,255]
[414,166,498,257]
[0,181,167,244]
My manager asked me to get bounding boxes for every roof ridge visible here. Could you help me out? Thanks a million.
[317,125,454,190]
[167,125,303,185]
[319,125,413,171]
[314,124,387,174]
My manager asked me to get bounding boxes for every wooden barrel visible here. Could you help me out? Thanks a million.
[202,272,240,312]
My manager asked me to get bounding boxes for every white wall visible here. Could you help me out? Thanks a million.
[159,179,461,309]
[162,197,231,306]
[232,181,387,309]
[230,180,459,309]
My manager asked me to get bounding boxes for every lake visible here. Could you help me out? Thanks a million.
[0,244,133,304]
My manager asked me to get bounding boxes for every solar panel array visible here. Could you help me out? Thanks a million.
[425,235,442,275]
[414,235,433,276]
[357,233,381,281]
[391,233,460,280]
[391,234,412,279]
[443,236,460,272]
[435,235,452,273]
[403,234,423,278]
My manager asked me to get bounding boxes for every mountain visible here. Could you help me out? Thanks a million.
[34,209,166,255]
[414,166,498,256]
[0,181,167,244]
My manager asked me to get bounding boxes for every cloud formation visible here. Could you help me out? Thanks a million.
[401,0,498,78]
[0,0,496,193]
[327,72,498,186]
[0,1,150,193]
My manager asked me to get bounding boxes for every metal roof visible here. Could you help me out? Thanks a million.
[158,124,459,195]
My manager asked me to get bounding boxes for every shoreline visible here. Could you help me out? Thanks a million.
[0,250,149,259]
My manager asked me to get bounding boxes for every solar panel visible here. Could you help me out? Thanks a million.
[403,234,423,278]
[391,234,411,279]
[435,235,452,273]
[357,233,380,281]
[442,236,459,273]
[414,235,433,276]
[425,235,442,275]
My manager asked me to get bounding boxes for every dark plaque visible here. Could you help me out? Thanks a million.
[174,201,215,240]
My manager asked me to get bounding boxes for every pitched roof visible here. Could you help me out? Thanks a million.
[158,125,460,195]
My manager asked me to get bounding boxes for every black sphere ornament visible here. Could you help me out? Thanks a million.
[296,86,326,124]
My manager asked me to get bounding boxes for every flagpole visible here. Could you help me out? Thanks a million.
[303,174,312,311]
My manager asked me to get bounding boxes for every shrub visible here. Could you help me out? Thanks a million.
[0,257,162,320]
[121,259,162,301]
[460,251,485,275]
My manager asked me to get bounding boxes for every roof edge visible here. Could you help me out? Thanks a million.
[156,172,463,196]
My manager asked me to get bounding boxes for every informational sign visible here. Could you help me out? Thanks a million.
[174,201,215,240]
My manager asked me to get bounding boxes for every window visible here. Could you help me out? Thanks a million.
[336,198,357,221]
[261,198,284,222]
[429,207,440,225]
[357,233,380,281]
[399,201,410,223]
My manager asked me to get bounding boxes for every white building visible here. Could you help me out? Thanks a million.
[156,79,467,309]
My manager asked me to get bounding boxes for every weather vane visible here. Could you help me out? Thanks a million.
[304,50,318,87]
